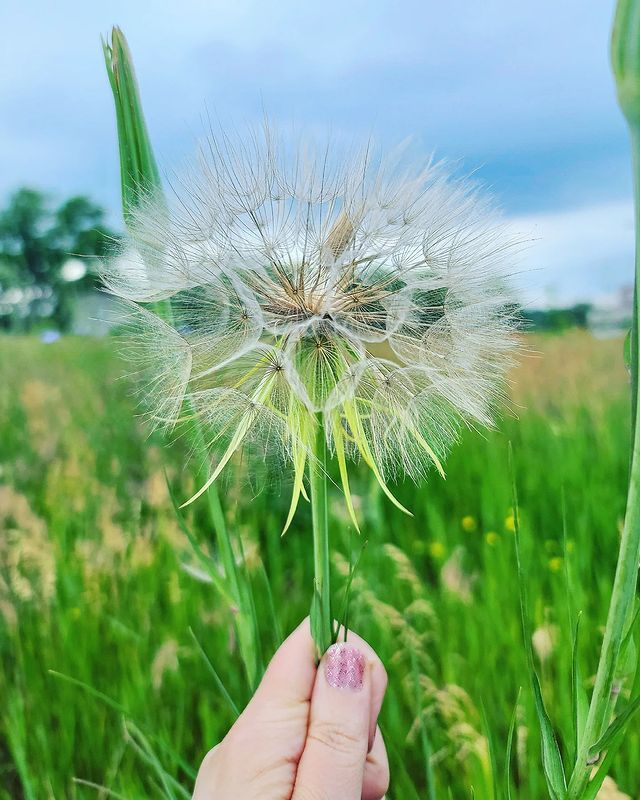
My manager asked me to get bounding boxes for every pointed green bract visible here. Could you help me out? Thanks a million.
[329,411,361,533]
[341,399,413,516]
[282,440,308,535]
[180,417,252,508]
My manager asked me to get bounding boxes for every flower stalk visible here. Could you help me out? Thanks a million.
[567,3,640,794]
[309,418,333,658]
[103,27,260,689]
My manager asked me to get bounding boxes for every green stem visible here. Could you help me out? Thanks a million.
[103,27,261,690]
[190,414,260,688]
[309,418,333,658]
[162,310,244,621]
[567,125,640,798]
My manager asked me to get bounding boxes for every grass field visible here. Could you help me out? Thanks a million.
[0,330,635,799]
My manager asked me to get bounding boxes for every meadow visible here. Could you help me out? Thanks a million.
[0,330,635,799]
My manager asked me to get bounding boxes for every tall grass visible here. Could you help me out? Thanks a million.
[0,330,635,798]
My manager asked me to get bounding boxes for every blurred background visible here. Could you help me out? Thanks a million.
[0,0,634,335]
[2,2,638,799]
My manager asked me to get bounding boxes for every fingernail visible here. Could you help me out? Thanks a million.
[324,643,366,691]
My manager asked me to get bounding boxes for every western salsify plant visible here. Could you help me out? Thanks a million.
[506,4,640,799]
[549,2,640,798]
[102,26,521,663]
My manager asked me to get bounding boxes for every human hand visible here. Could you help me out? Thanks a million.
[193,618,389,799]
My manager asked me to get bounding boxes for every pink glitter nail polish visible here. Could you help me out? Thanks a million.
[324,643,365,691]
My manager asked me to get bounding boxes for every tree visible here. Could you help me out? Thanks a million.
[0,188,117,331]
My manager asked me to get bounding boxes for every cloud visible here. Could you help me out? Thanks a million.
[511,200,635,307]
[0,0,634,305]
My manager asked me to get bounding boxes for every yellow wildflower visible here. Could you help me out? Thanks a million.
[429,541,446,559]
[461,516,477,532]
[485,532,499,546]
[548,557,563,573]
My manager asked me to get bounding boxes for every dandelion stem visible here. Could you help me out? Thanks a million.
[567,103,640,800]
[309,417,333,658]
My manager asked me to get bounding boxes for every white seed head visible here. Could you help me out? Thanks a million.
[104,126,520,513]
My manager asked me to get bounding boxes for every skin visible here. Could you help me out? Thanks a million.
[193,619,389,800]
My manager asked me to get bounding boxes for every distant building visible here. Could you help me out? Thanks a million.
[71,289,126,336]
[587,286,633,337]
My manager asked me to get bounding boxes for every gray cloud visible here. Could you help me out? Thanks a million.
[0,0,633,303]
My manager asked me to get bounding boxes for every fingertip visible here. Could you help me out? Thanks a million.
[251,617,317,706]
[331,627,388,750]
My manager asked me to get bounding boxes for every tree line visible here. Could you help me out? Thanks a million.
[0,188,116,331]
[0,188,594,335]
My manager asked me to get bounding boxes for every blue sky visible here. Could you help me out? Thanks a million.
[0,0,633,307]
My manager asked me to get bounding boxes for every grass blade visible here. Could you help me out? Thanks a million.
[504,690,521,800]
[480,701,499,800]
[335,536,367,643]
[410,650,437,800]
[571,614,588,766]
[189,628,241,718]
[72,779,129,800]
[510,443,567,800]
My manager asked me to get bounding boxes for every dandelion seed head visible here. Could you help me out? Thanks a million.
[104,125,520,510]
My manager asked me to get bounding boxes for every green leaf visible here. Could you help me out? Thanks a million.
[588,694,640,759]
[510,443,567,800]
[530,670,568,800]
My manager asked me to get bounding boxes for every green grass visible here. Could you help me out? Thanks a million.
[0,330,636,798]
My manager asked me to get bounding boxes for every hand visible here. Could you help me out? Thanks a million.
[193,618,389,800]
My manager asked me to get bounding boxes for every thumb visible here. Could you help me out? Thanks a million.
[193,619,316,800]
[292,642,373,800]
